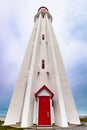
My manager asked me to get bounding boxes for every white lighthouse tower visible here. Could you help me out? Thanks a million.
[4,7,80,128]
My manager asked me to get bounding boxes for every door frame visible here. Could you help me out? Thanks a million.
[34,85,54,126]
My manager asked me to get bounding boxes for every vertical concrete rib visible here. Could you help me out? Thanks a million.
[46,15,68,127]
[48,19,80,124]
[21,14,42,127]
[4,19,38,125]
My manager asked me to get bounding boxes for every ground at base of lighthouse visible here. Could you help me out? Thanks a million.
[30,123,86,129]
[6,123,87,130]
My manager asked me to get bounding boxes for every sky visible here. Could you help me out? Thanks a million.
[0,0,87,116]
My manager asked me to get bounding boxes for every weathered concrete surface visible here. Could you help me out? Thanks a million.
[24,124,87,130]
[26,126,87,130]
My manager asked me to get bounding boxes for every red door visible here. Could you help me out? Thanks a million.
[38,96,51,125]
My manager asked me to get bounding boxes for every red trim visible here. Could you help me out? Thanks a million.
[35,85,54,98]
[38,6,48,12]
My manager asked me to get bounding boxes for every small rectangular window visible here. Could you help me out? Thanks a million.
[42,34,45,40]
[42,15,44,18]
[42,60,45,69]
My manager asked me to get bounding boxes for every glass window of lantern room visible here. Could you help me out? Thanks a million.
[42,60,45,69]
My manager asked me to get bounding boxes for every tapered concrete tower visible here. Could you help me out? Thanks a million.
[4,7,80,128]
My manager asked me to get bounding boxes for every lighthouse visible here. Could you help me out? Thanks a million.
[4,7,80,128]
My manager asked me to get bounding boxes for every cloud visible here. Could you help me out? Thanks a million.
[63,40,87,70]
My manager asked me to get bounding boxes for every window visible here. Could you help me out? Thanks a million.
[42,60,45,69]
[42,14,44,18]
[42,34,45,40]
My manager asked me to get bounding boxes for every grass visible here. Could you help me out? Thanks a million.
[80,117,87,122]
[0,120,23,130]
